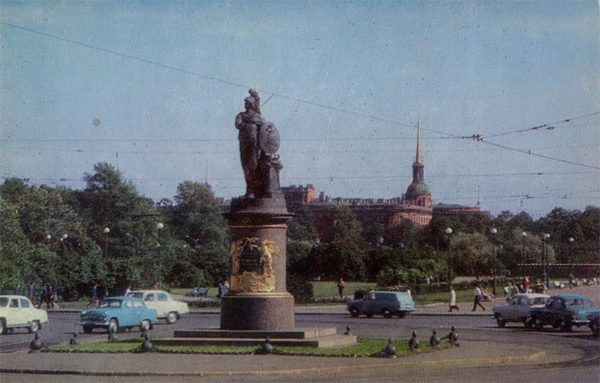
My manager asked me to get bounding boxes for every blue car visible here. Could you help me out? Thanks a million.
[80,296,158,334]
[530,294,600,332]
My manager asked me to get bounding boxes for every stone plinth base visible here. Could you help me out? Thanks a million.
[161,327,357,348]
[220,293,294,331]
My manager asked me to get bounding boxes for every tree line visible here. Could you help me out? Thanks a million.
[0,162,598,299]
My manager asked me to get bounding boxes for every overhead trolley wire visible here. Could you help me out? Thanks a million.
[484,112,600,139]
[0,21,461,137]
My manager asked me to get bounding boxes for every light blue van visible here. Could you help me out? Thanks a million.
[347,291,415,318]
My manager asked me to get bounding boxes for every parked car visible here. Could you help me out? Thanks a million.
[529,294,600,331]
[0,295,48,334]
[347,291,415,318]
[127,290,189,324]
[588,311,600,338]
[80,296,158,334]
[492,293,549,328]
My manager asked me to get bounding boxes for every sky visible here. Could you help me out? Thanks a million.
[1,1,598,218]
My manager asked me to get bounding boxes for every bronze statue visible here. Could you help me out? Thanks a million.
[235,89,281,199]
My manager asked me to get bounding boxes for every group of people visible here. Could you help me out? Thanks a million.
[35,282,59,309]
[447,282,495,312]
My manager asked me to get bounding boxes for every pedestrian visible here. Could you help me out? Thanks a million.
[337,278,346,299]
[218,281,224,298]
[472,283,485,311]
[88,283,98,308]
[523,276,531,292]
[27,281,35,304]
[124,285,132,296]
[223,280,230,295]
[50,285,59,309]
[38,283,48,309]
[448,286,459,312]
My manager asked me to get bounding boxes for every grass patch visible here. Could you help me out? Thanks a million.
[310,281,376,299]
[275,338,438,357]
[48,338,448,357]
[412,289,473,305]
[49,339,141,353]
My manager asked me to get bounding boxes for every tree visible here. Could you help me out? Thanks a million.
[448,232,494,279]
[166,181,229,285]
[317,206,362,243]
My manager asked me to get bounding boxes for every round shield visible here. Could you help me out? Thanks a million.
[259,122,280,154]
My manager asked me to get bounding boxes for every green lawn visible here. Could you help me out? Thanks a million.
[48,338,447,357]
[310,281,376,299]
[411,289,473,305]
[169,287,219,298]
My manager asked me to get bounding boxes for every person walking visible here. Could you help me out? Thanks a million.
[27,281,35,304]
[50,284,59,309]
[337,278,346,299]
[448,286,459,312]
[472,283,486,311]
[38,283,48,309]
[88,283,98,308]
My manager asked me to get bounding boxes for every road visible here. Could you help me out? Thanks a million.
[1,311,598,382]
[0,311,501,351]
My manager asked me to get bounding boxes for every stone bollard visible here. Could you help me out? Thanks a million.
[382,338,396,358]
[408,331,420,351]
[69,331,79,345]
[429,329,440,348]
[256,337,274,354]
[141,332,153,352]
[445,326,459,347]
[29,333,43,353]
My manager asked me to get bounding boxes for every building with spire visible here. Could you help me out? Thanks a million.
[282,126,436,230]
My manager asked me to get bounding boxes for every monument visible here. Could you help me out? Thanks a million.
[158,90,356,348]
[220,89,294,330]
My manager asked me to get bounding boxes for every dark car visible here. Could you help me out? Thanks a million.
[529,294,600,332]
[347,291,415,318]
[588,311,600,338]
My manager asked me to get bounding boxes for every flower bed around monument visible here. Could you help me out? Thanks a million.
[48,337,450,357]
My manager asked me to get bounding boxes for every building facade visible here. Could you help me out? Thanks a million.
[282,127,438,230]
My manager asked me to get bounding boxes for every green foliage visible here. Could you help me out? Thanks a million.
[318,205,363,243]
[448,232,494,278]
[319,240,367,280]
[286,274,315,303]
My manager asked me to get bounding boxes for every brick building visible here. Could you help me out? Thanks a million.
[282,127,437,230]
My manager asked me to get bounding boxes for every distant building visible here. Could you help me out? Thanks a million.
[433,202,482,217]
[282,126,435,231]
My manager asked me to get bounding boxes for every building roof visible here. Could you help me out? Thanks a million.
[406,181,430,197]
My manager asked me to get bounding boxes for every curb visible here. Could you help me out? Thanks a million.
[0,346,546,377]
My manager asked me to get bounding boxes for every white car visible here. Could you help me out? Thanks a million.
[0,295,49,334]
[493,293,549,328]
[127,290,189,324]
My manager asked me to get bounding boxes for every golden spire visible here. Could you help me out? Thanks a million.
[415,122,422,163]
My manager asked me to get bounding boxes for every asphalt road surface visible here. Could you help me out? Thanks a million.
[0,311,502,351]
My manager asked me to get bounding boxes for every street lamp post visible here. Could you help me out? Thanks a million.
[542,233,551,288]
[521,232,527,267]
[156,223,164,288]
[444,227,453,284]
[567,237,574,263]
[489,228,498,296]
[103,227,110,258]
